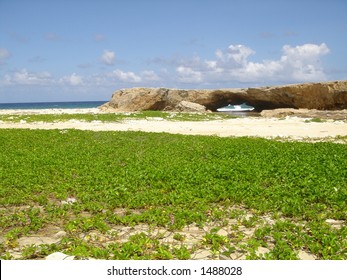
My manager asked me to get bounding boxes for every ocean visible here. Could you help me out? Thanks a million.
[0,101,107,110]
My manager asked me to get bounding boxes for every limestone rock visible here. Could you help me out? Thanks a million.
[54,231,67,239]
[325,218,345,225]
[61,197,77,205]
[105,87,168,111]
[18,236,58,247]
[261,108,347,120]
[99,81,347,112]
[297,250,316,260]
[174,101,207,112]
[325,219,345,229]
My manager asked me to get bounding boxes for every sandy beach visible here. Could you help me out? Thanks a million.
[0,108,346,140]
[1,108,346,262]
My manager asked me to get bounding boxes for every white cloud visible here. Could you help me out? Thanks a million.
[3,69,53,85]
[101,50,116,65]
[91,69,161,86]
[110,70,142,83]
[141,70,160,82]
[174,43,330,84]
[1,43,330,94]
[176,66,202,83]
[60,73,83,86]
[1,68,161,89]
[215,44,255,67]
[279,43,330,81]
[282,43,329,60]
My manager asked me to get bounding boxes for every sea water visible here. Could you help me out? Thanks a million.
[0,101,107,110]
[219,111,261,117]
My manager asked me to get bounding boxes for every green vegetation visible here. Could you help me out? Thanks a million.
[304,118,326,123]
[0,129,346,259]
[0,111,235,123]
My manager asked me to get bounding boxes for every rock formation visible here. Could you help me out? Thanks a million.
[261,108,347,120]
[99,80,347,112]
[174,101,207,112]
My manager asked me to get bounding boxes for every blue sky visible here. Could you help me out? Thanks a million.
[0,0,346,102]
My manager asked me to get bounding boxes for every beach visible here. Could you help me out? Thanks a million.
[1,108,346,262]
[0,108,346,140]
[0,108,101,115]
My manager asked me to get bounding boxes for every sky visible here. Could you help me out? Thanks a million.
[0,0,346,103]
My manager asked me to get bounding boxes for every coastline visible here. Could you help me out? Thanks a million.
[0,108,102,115]
[1,109,346,261]
[0,108,346,140]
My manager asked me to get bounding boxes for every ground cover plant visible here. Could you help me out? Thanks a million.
[0,111,235,123]
[0,129,346,260]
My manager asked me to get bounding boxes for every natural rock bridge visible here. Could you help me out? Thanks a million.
[100,80,347,112]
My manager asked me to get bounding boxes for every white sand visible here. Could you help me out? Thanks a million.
[0,109,346,140]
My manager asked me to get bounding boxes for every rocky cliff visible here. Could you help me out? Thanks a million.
[100,80,347,112]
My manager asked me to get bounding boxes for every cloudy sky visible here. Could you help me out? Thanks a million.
[0,0,346,102]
